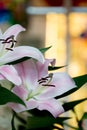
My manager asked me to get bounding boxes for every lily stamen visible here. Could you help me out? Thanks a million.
[42,84,55,87]
[38,78,48,84]
[38,73,53,83]
[38,80,47,84]
[0,35,17,51]
[38,73,55,87]
[5,46,13,51]
[1,39,17,44]
[0,35,17,44]
[38,78,48,82]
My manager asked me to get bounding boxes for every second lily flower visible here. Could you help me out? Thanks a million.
[8,59,77,118]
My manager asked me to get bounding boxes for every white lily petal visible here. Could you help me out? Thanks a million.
[35,72,76,100]
[0,65,21,85]
[3,24,25,39]
[0,46,44,65]
[38,99,64,118]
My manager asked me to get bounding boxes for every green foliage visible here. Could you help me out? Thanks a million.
[26,116,69,130]
[0,85,25,106]
[48,65,66,71]
[7,57,30,65]
[14,109,70,130]
[81,112,87,120]
[78,112,87,130]
[39,46,52,53]
[73,74,87,88]
[11,113,16,130]
[63,98,87,112]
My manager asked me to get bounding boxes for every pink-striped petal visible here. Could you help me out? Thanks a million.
[14,59,38,89]
[0,65,21,85]
[12,86,28,100]
[8,98,38,113]
[8,86,38,112]
[38,99,64,118]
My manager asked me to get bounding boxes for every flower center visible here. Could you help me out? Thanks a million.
[0,35,17,51]
[26,73,55,101]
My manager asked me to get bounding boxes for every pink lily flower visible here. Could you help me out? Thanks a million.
[0,24,44,65]
[0,24,44,85]
[8,59,77,118]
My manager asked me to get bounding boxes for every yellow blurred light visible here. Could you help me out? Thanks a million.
[45,12,87,130]
[45,13,66,68]
[54,123,64,129]
[69,13,87,37]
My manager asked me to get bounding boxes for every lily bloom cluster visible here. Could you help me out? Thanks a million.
[0,24,76,118]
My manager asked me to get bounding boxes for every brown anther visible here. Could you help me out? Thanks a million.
[5,47,13,51]
[38,77,48,83]
[38,73,53,83]
[38,80,47,84]
[0,35,17,51]
[38,73,55,87]
[42,84,55,87]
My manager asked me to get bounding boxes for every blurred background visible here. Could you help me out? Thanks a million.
[0,0,87,130]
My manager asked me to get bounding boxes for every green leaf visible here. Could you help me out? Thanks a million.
[39,46,52,53]
[56,74,87,99]
[0,86,25,106]
[11,112,16,130]
[81,112,87,119]
[78,112,87,129]
[48,65,66,71]
[63,98,87,112]
[7,57,30,65]
[27,116,70,129]
[73,74,87,88]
